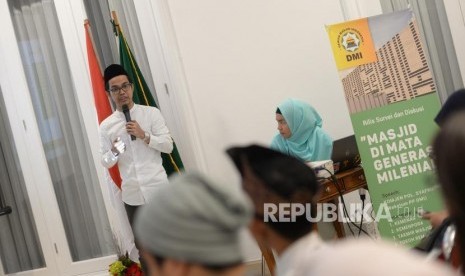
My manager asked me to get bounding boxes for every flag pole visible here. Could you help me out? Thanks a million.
[84,20,103,72]
[111,11,120,35]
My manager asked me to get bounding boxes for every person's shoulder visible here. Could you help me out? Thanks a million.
[304,239,457,275]
[136,104,161,113]
[314,128,332,142]
[99,112,118,129]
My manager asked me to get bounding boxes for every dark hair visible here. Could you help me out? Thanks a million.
[152,252,165,265]
[227,145,318,241]
[276,108,282,114]
[433,110,465,273]
[435,89,465,126]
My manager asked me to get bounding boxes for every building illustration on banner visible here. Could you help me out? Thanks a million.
[341,20,436,114]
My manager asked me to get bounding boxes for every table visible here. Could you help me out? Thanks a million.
[318,166,367,237]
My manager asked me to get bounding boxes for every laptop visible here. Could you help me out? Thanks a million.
[331,135,361,173]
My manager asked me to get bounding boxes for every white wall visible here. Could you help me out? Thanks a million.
[163,0,353,178]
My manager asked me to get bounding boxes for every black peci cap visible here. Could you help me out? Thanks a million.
[226,144,318,198]
[103,64,130,89]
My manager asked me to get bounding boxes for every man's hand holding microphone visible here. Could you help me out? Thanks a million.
[111,104,151,157]
[122,104,150,144]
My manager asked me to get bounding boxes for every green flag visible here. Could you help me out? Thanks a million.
[113,19,184,176]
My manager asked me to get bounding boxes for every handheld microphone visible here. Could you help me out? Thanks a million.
[122,104,136,141]
[0,206,12,216]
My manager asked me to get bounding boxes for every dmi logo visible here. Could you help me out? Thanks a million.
[341,31,363,61]
[341,32,360,52]
[327,18,377,70]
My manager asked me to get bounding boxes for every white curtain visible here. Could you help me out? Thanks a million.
[6,0,114,264]
[0,87,45,274]
[380,0,464,102]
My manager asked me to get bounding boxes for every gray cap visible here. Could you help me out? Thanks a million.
[134,172,253,266]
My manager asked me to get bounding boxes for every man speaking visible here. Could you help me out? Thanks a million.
[99,64,173,228]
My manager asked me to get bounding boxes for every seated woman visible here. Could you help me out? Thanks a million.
[271,99,336,241]
[271,98,333,162]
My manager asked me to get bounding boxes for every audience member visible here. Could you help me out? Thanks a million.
[297,238,458,275]
[433,110,465,273]
[133,172,253,276]
[423,89,465,228]
[227,145,324,276]
[416,89,465,268]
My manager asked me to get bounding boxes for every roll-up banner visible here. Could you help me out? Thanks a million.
[326,10,443,246]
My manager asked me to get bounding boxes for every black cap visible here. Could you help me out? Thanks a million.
[104,64,130,89]
[435,89,465,126]
[226,144,318,198]
[226,145,318,240]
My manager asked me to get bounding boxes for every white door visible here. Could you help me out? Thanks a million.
[0,0,116,275]
[0,84,56,276]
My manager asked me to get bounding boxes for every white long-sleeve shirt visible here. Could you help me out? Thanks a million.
[99,104,173,205]
[276,232,325,276]
[295,238,459,276]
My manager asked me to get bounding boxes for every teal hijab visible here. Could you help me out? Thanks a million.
[271,98,333,162]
